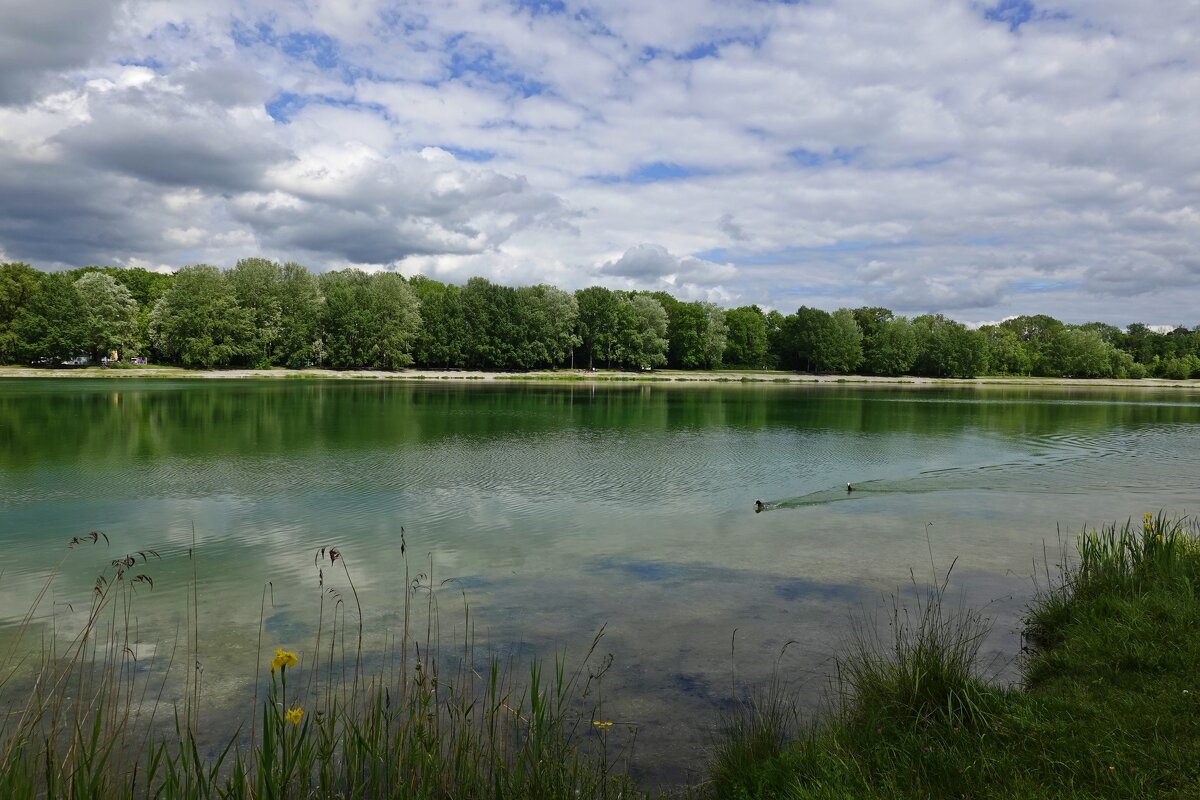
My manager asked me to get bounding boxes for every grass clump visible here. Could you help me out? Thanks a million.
[707,515,1200,799]
[0,535,644,799]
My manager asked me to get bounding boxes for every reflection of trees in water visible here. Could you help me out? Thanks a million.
[2,381,1198,470]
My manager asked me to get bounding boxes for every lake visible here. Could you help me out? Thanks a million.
[1,378,1198,785]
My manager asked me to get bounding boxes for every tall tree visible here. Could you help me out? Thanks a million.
[228,258,284,367]
[819,309,863,373]
[74,272,138,361]
[0,262,43,363]
[15,272,85,363]
[150,265,252,368]
[865,316,918,376]
[371,273,422,370]
[461,277,518,369]
[913,314,988,378]
[617,293,669,369]
[410,276,466,368]
[779,306,831,372]
[979,325,1030,376]
[575,286,620,368]
[277,262,325,368]
[513,285,551,369]
[1000,314,1067,376]
[319,270,374,369]
[533,284,581,368]
[723,305,769,368]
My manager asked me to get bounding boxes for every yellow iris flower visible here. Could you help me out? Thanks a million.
[285,706,304,726]
[271,648,299,673]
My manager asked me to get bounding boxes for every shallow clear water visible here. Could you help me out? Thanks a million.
[1,379,1198,785]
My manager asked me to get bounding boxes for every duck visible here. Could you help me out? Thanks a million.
[754,499,767,513]
[846,482,855,492]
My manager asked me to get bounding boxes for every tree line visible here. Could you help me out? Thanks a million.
[1,260,1198,379]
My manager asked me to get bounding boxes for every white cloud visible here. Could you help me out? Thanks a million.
[0,0,1197,325]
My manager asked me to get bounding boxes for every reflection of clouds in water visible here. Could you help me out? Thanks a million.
[3,382,1200,785]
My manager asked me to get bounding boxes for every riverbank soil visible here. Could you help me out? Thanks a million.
[1,364,1198,391]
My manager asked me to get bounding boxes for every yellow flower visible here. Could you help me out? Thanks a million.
[271,648,299,672]
[1157,534,1164,542]
[285,706,304,726]
[592,720,614,729]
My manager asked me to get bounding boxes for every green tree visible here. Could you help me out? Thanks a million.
[513,285,552,369]
[319,270,374,369]
[1061,328,1115,378]
[913,314,988,378]
[70,267,176,358]
[1000,315,1067,376]
[0,262,43,363]
[764,309,786,369]
[74,272,138,361]
[778,306,831,372]
[319,270,421,370]
[15,272,86,363]
[371,273,422,370]
[229,258,284,367]
[979,325,1031,376]
[277,262,325,368]
[150,265,253,368]
[723,305,769,368]
[533,284,581,368]
[820,309,863,373]
[576,286,621,368]
[616,293,669,368]
[461,277,519,369]
[410,277,466,368]
[865,316,918,376]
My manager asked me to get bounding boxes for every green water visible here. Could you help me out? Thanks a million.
[2,379,1198,784]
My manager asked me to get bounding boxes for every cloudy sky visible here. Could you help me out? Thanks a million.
[1,0,1197,324]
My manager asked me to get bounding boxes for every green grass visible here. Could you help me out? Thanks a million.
[706,514,1200,799]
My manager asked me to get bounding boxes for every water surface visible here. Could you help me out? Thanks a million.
[1,379,1197,784]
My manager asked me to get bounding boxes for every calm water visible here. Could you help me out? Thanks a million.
[2,379,1199,784]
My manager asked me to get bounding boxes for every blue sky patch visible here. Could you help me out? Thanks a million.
[681,41,719,60]
[117,57,163,71]
[446,44,548,97]
[788,146,860,167]
[232,22,342,72]
[266,91,304,122]
[266,92,388,124]
[589,161,714,184]
[441,146,497,163]
[280,31,340,70]
[984,0,1037,31]
[511,0,567,16]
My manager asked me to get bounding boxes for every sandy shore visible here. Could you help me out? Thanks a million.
[1,364,1197,391]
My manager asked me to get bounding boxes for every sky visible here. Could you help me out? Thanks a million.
[0,0,1197,325]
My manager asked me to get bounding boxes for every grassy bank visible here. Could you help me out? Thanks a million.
[708,514,1200,799]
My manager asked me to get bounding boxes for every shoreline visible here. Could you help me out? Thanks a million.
[1,364,1198,391]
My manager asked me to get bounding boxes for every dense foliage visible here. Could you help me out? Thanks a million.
[2,261,1198,378]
